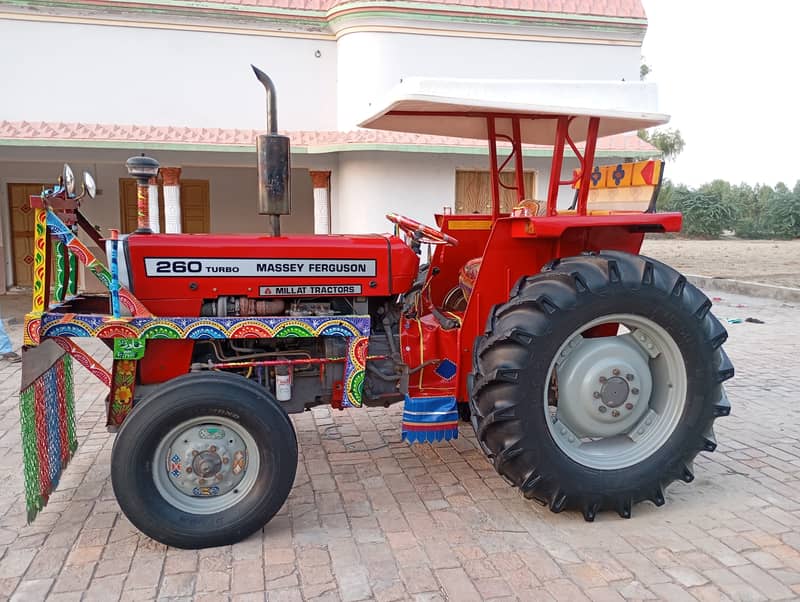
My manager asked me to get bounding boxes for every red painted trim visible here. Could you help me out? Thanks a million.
[213,355,388,369]
[577,117,600,215]
[52,337,112,388]
[402,422,459,431]
[487,117,501,219]
[509,212,683,238]
[512,116,525,202]
[546,116,568,215]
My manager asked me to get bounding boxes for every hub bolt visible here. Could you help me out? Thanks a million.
[599,376,607,384]
[626,374,634,381]
[612,368,621,376]
[625,402,634,410]
[593,391,601,399]
[611,409,620,417]
[186,467,192,473]
[216,473,224,481]
[222,457,229,465]
[631,388,640,395]
[210,446,217,453]
[598,406,608,413]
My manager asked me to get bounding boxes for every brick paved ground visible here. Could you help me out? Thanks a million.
[0,289,798,601]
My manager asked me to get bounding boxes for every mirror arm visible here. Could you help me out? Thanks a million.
[76,210,106,252]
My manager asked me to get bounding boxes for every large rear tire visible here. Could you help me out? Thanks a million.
[111,371,297,548]
[470,251,733,520]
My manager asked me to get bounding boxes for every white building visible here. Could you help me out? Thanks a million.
[0,0,658,292]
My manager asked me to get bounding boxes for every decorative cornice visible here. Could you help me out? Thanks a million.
[0,0,646,43]
[0,137,658,160]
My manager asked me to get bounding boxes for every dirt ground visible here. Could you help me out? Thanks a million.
[641,237,800,288]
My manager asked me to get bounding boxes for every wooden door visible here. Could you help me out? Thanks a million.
[119,179,140,234]
[7,183,47,286]
[180,180,210,233]
[120,179,209,234]
[455,170,537,214]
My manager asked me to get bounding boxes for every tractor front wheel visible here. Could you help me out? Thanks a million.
[470,251,733,520]
[111,371,297,548]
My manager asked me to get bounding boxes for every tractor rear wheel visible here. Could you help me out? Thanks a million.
[470,251,733,520]
[111,371,297,548]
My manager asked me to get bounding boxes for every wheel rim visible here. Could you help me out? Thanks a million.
[153,416,261,514]
[544,313,688,470]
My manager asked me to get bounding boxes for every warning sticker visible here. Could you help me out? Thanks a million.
[259,285,363,296]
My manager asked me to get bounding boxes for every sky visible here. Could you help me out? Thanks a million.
[641,0,799,188]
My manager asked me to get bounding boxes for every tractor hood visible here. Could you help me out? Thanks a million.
[120,232,419,310]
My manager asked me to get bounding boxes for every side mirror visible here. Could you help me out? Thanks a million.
[62,164,76,196]
[83,172,97,199]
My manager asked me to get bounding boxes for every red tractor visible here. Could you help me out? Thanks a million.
[20,68,732,549]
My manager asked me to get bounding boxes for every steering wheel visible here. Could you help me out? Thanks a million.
[386,213,458,247]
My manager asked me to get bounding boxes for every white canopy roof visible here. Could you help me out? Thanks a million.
[358,77,670,145]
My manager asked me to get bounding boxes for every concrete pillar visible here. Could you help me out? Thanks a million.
[309,171,331,235]
[161,167,182,234]
[147,176,160,233]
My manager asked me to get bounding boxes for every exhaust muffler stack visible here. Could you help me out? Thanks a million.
[252,65,290,236]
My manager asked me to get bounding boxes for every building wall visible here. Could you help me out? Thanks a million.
[0,159,316,291]
[203,166,314,235]
[337,32,642,128]
[1,18,641,134]
[0,19,337,131]
[332,151,586,234]
[0,11,648,289]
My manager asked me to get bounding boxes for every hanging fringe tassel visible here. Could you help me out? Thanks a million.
[20,353,76,523]
[402,395,459,444]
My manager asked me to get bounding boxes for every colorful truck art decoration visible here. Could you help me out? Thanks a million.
[19,190,370,521]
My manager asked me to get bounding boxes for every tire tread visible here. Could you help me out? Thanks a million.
[470,251,733,521]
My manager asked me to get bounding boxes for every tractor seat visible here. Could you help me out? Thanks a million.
[511,199,546,217]
[456,200,544,302]
[458,257,482,300]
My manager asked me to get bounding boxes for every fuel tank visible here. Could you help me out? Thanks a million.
[123,232,420,315]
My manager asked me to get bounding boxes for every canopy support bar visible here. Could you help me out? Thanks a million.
[576,117,600,216]
[487,117,501,220]
[546,117,569,216]
[512,116,525,204]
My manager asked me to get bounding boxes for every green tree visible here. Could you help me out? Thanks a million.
[657,178,800,240]
[671,187,734,238]
[639,128,686,161]
[655,178,689,212]
[763,182,800,238]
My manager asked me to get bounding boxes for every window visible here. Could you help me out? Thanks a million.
[455,170,537,214]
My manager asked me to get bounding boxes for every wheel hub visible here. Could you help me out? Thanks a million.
[164,423,249,498]
[554,334,653,438]
[192,450,223,478]
[600,377,629,408]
